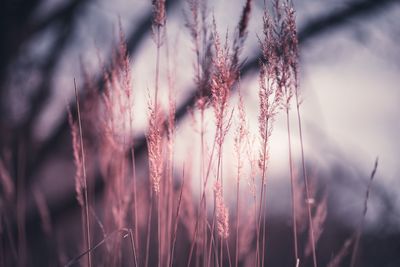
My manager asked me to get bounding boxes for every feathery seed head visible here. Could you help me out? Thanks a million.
[67,107,84,207]
[214,181,229,239]
[147,99,164,195]
[153,0,166,27]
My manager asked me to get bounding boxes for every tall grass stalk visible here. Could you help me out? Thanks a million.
[163,28,176,267]
[184,1,208,262]
[200,109,207,267]
[350,158,378,267]
[235,135,241,267]
[125,57,138,263]
[234,87,247,267]
[154,25,162,267]
[170,167,185,267]
[17,141,27,267]
[152,0,165,263]
[152,1,166,262]
[117,26,139,259]
[326,238,353,267]
[145,187,153,267]
[145,96,163,266]
[208,18,238,266]
[187,130,218,267]
[256,6,282,265]
[129,146,138,255]
[285,107,299,263]
[188,130,220,267]
[286,108,299,263]
[295,80,317,267]
[280,3,314,265]
[257,117,269,267]
[128,228,138,267]
[74,79,92,267]
[65,228,135,267]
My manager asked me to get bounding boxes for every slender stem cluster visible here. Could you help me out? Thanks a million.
[61,2,330,267]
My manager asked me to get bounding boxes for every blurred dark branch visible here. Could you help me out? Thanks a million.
[11,36,74,194]
[0,0,86,95]
[9,0,89,189]
[27,0,85,37]
[26,28,73,128]
[19,3,84,142]
[23,0,399,232]
[11,0,42,24]
[0,0,89,152]
[298,0,399,43]
[24,0,181,186]
[0,0,41,96]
